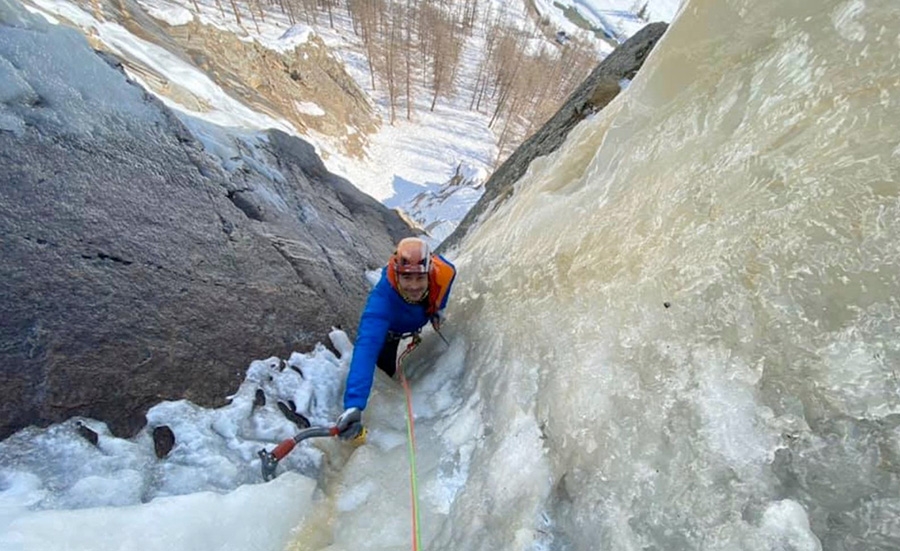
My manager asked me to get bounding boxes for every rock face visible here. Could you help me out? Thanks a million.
[438,22,669,253]
[127,9,378,159]
[0,7,411,440]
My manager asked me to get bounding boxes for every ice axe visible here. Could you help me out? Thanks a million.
[258,425,339,481]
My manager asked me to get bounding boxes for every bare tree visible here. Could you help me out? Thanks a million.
[320,0,336,28]
[469,4,513,112]
[416,1,433,85]
[316,0,600,156]
[299,0,318,25]
[253,0,267,23]
[346,0,360,35]
[460,0,478,31]
[212,0,225,18]
[487,27,527,127]
[385,0,401,123]
[469,4,507,112]
[228,0,244,28]
[404,0,418,120]
[421,3,462,111]
[274,0,295,25]
[348,0,381,90]
[246,0,262,34]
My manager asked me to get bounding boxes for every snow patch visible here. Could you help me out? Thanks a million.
[295,100,326,117]
[277,24,313,50]
[137,0,194,26]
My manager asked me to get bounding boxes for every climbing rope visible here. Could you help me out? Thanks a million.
[396,334,423,551]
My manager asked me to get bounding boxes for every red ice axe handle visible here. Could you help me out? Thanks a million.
[258,426,339,481]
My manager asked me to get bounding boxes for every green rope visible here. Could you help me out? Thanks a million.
[397,336,423,550]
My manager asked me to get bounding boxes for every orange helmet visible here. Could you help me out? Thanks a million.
[393,237,432,274]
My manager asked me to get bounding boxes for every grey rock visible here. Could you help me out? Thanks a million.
[76,421,99,447]
[439,22,668,253]
[0,10,412,439]
[253,388,266,409]
[277,401,311,430]
[152,425,176,459]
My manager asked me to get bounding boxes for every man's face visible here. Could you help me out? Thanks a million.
[397,273,428,302]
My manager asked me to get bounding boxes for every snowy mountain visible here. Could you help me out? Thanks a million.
[534,0,681,46]
[18,0,671,247]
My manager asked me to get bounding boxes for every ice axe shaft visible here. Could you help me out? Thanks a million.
[434,327,450,347]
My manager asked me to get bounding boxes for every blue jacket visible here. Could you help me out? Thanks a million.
[343,255,456,410]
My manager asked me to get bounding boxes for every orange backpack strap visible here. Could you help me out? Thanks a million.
[387,256,399,290]
[426,256,456,316]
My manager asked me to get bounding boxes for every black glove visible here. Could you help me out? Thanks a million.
[335,407,363,440]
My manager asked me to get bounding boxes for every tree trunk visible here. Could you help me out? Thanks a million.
[228,0,243,28]
[387,1,398,124]
[404,0,416,120]
[247,0,261,34]
[326,0,334,28]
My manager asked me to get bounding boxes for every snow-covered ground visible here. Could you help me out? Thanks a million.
[535,0,682,45]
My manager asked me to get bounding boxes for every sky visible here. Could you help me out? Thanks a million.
[1,0,682,549]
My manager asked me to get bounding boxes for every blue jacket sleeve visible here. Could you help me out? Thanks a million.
[343,277,393,411]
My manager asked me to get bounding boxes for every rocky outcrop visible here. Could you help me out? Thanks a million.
[88,0,378,159]
[438,22,669,253]
[0,6,411,440]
